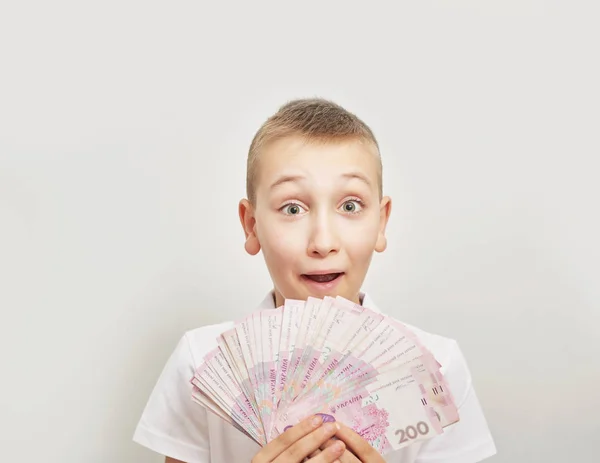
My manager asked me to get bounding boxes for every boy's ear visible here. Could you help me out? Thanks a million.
[238,198,261,255]
[375,195,392,253]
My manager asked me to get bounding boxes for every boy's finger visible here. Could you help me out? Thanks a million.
[273,422,340,463]
[306,448,321,459]
[333,423,385,462]
[320,438,361,463]
[308,439,346,463]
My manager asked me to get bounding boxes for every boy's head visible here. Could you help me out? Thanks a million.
[239,98,392,307]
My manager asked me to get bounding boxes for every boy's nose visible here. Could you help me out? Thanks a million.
[307,216,340,257]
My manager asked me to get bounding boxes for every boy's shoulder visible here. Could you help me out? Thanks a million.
[182,320,236,367]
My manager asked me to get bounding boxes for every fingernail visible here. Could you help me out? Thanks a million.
[316,413,336,423]
[312,415,323,426]
[333,441,345,453]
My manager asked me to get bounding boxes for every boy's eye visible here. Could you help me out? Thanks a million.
[340,200,362,214]
[282,203,306,215]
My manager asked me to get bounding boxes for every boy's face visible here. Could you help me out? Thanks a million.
[239,135,391,307]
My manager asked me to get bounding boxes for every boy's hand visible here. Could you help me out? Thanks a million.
[251,415,346,463]
[309,423,386,463]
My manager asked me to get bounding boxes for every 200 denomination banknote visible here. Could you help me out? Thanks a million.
[190,296,460,456]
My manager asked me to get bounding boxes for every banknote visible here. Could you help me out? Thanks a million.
[190,296,460,455]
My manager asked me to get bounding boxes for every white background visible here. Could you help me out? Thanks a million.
[1,1,598,462]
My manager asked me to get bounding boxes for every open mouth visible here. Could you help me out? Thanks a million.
[301,272,344,283]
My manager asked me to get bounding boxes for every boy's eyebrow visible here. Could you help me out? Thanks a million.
[269,171,373,190]
[341,171,373,188]
[269,174,305,190]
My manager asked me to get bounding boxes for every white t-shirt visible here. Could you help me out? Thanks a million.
[133,291,497,463]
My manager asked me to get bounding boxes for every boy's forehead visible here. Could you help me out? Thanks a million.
[256,136,380,191]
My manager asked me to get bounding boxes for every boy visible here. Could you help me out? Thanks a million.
[133,98,497,462]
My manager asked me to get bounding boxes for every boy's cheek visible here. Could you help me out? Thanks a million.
[260,232,304,266]
[259,221,307,247]
[345,222,380,245]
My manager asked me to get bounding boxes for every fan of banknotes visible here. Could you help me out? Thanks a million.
[190,296,460,456]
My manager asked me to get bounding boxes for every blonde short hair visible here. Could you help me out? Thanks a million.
[246,98,382,204]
